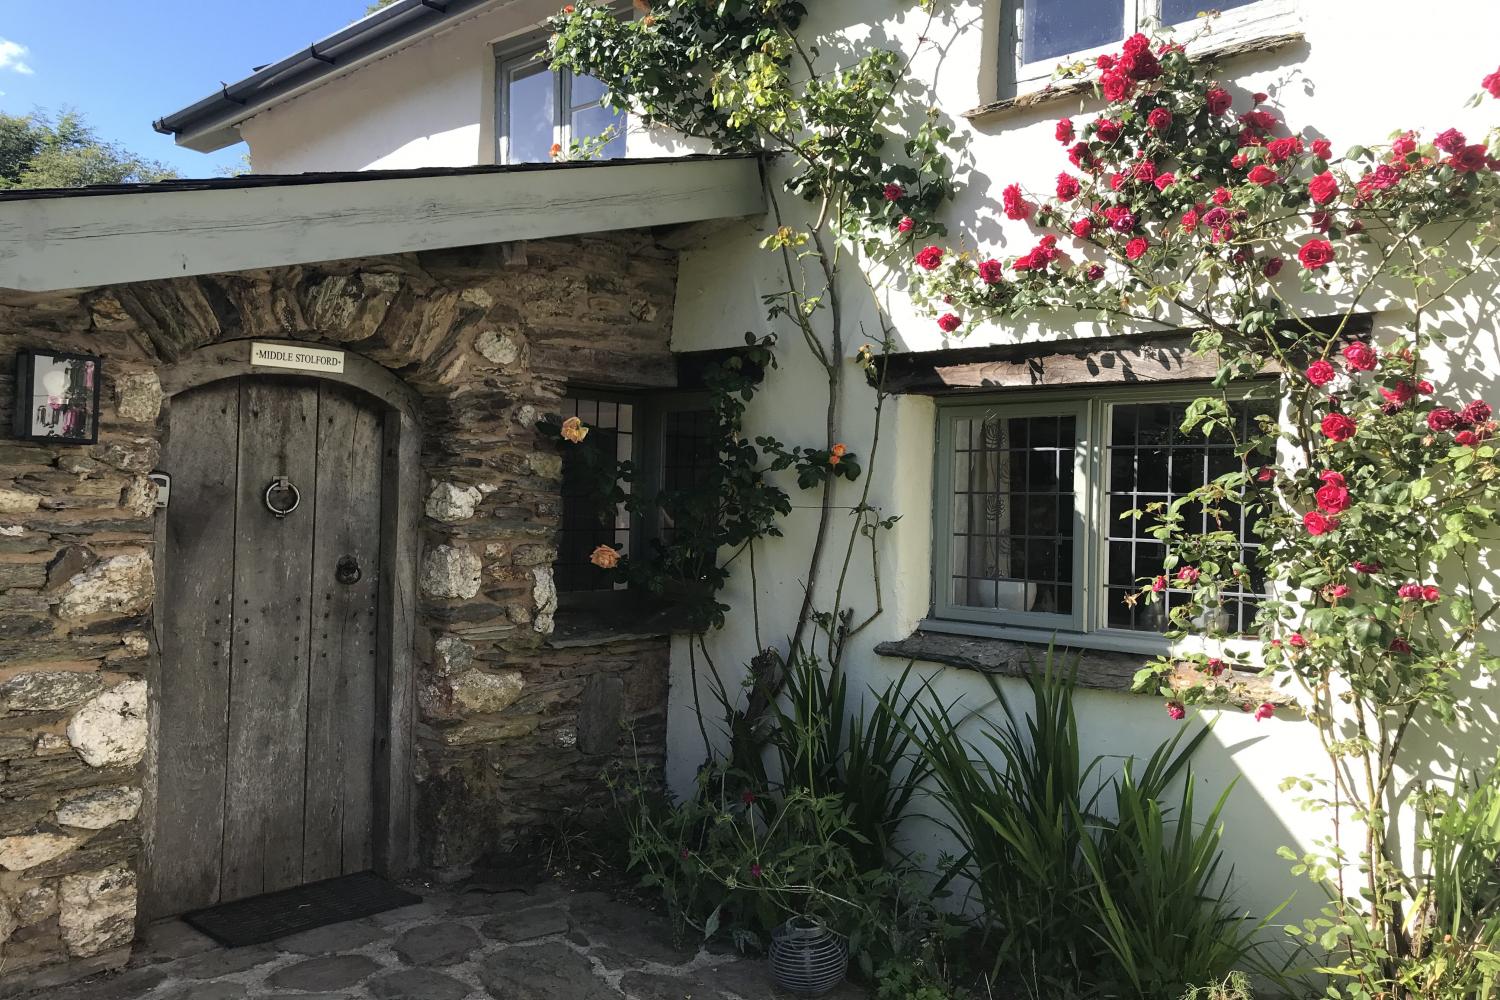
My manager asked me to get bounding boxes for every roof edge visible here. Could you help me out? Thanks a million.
[155,0,508,153]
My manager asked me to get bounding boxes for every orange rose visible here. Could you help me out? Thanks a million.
[831,443,848,456]
[561,415,589,443]
[550,142,564,159]
[590,545,621,569]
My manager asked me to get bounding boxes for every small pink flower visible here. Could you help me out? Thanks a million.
[1288,632,1308,648]
[1351,560,1382,574]
[1176,566,1200,584]
[1253,702,1275,722]
[1166,701,1186,721]
[749,863,762,879]
[1206,658,1226,677]
[883,182,905,202]
[1325,584,1351,601]
[1152,575,1167,593]
[897,216,915,233]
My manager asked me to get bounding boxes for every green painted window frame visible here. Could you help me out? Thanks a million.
[931,382,1275,644]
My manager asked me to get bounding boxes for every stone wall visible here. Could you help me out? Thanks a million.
[0,233,677,992]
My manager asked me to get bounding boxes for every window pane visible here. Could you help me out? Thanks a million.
[1161,0,1256,25]
[1104,400,1269,634]
[571,103,627,159]
[557,397,634,592]
[1024,0,1124,65]
[506,62,556,164]
[570,72,609,108]
[949,412,1076,615]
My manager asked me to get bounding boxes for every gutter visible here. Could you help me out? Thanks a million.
[153,0,505,153]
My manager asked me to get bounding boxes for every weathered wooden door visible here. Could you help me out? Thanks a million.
[147,377,384,918]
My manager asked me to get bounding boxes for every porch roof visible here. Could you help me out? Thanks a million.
[0,154,765,294]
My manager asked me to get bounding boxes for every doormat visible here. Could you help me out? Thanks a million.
[182,871,422,948]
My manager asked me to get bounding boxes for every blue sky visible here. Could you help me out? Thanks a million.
[0,2,375,176]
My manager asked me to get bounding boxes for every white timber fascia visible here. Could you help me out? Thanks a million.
[0,157,766,293]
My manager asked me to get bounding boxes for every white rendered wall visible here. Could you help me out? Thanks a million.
[234,0,1500,936]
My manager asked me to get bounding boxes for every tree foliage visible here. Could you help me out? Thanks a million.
[0,110,177,190]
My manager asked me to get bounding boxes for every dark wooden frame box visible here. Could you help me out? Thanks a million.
[12,348,103,445]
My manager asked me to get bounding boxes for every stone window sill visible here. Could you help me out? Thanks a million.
[963,31,1305,126]
[547,592,683,649]
[874,628,1292,707]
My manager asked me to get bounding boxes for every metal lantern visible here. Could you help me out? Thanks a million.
[769,917,848,997]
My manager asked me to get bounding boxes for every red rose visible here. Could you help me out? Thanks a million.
[1239,109,1278,132]
[1390,637,1413,654]
[883,183,905,202]
[1152,575,1167,593]
[1125,237,1149,261]
[1311,138,1333,160]
[1352,560,1381,574]
[1231,153,1248,169]
[1205,88,1232,114]
[1326,584,1351,600]
[1101,71,1133,102]
[1303,510,1337,535]
[1319,470,1346,488]
[1256,466,1277,483]
[1298,239,1335,270]
[1262,256,1284,278]
[915,245,944,270]
[1289,632,1308,648]
[1398,582,1424,600]
[1486,66,1500,99]
[1122,32,1150,54]
[1055,118,1075,144]
[1461,400,1493,425]
[1166,701,1186,721]
[1207,657,1226,676]
[1254,702,1275,722]
[1306,360,1336,385]
[1380,382,1417,408]
[1095,118,1122,143]
[1247,164,1279,186]
[1068,142,1094,170]
[1002,183,1034,220]
[1321,413,1357,441]
[1434,128,1467,154]
[897,216,915,233]
[1085,263,1105,282]
[1316,483,1350,514]
[1072,218,1095,239]
[1456,429,1483,446]
[1056,173,1081,201]
[1133,161,1157,184]
[1392,132,1418,159]
[1308,171,1339,205]
[1154,172,1176,192]
[1212,187,1232,205]
[1106,207,1138,232]
[1267,136,1303,162]
[1147,107,1173,132]
[1422,585,1441,602]
[1427,407,1460,432]
[1097,54,1115,70]
[937,313,962,333]
[1177,566,1200,583]
[978,259,1004,285]
[1450,144,1489,173]
[1341,342,1378,372]
[1180,209,1199,232]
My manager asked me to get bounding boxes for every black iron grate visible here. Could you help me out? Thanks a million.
[181,871,421,948]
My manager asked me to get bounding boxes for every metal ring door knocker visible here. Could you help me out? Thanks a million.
[264,476,300,519]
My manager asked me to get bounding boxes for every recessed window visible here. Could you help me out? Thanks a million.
[555,394,718,595]
[934,390,1269,641]
[1003,0,1295,93]
[497,52,627,164]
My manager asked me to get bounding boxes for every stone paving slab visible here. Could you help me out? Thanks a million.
[37,883,870,1000]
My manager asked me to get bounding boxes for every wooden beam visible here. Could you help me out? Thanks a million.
[0,157,765,293]
[878,316,1373,396]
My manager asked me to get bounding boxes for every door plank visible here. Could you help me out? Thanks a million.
[146,382,240,918]
[304,383,383,880]
[221,380,319,902]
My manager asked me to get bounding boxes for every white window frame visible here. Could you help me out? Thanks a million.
[494,46,628,165]
[1003,0,1299,95]
[927,383,1274,657]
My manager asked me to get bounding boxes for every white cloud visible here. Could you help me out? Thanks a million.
[0,39,35,76]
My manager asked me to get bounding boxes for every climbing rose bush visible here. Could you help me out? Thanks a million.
[910,31,1500,997]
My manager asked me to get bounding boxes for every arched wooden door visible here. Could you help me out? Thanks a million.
[145,376,385,918]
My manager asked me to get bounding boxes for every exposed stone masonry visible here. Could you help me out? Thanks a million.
[0,234,678,993]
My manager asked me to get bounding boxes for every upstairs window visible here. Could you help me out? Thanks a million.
[497,53,627,164]
[1004,0,1293,94]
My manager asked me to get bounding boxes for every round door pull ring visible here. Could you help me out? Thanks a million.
[264,477,301,519]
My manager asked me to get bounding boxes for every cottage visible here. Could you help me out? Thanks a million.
[3,0,1500,994]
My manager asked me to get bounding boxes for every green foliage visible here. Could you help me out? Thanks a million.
[0,110,177,190]
[909,651,1284,998]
